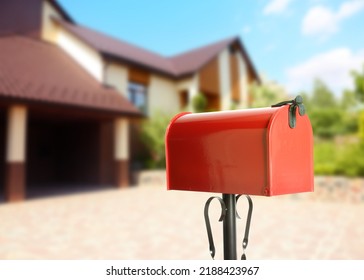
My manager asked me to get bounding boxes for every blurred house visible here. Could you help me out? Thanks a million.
[0,0,260,202]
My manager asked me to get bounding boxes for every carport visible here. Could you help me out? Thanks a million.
[0,101,139,202]
[26,107,116,198]
[0,36,140,202]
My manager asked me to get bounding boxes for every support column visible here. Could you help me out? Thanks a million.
[114,118,129,188]
[188,74,199,112]
[237,52,248,108]
[218,48,232,110]
[5,105,27,202]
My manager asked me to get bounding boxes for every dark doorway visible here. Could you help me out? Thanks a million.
[0,109,6,202]
[205,92,221,111]
[26,111,113,198]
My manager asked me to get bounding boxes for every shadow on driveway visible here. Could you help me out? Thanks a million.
[26,184,118,201]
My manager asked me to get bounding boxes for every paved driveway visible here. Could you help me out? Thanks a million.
[0,185,363,259]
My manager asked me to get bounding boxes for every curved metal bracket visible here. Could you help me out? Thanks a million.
[272,95,306,128]
[236,195,253,260]
[204,196,226,259]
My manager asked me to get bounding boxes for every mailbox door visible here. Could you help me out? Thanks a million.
[267,106,314,195]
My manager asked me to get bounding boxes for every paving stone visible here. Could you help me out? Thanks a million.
[0,183,364,260]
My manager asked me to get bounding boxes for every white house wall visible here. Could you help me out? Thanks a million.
[41,1,104,82]
[41,0,63,43]
[218,48,232,110]
[176,77,193,92]
[105,63,128,97]
[55,28,104,82]
[175,75,199,111]
[148,75,179,115]
[188,74,199,111]
[189,74,199,100]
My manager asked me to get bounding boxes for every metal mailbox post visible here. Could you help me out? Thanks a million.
[165,96,314,259]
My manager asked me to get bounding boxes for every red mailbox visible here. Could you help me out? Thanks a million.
[165,104,313,196]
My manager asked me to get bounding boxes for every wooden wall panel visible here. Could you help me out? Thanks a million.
[199,57,219,95]
[206,94,221,111]
[129,67,150,85]
[230,53,240,102]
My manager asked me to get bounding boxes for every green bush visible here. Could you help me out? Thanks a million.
[314,140,364,177]
[314,141,339,175]
[341,112,359,135]
[192,93,207,112]
[140,111,171,169]
[359,111,364,143]
[309,108,344,139]
[314,164,337,175]
[336,143,364,177]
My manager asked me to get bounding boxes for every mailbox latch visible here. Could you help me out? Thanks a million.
[272,95,306,128]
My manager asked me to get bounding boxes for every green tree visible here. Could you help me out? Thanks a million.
[304,79,351,138]
[310,108,344,139]
[351,65,364,103]
[250,80,288,108]
[340,89,357,111]
[341,112,359,135]
[351,65,364,144]
[359,111,364,143]
[308,68,364,177]
[310,79,337,108]
[299,92,312,111]
[339,90,358,135]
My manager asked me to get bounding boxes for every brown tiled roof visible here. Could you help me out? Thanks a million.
[57,20,177,76]
[56,20,260,81]
[0,35,140,115]
[0,0,74,38]
[169,37,236,76]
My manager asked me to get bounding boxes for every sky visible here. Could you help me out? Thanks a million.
[58,0,364,98]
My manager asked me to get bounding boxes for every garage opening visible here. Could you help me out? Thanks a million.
[0,109,5,202]
[27,110,115,199]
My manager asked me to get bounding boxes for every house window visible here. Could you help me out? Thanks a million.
[128,82,148,115]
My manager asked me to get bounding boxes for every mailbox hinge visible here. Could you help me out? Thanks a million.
[272,95,306,128]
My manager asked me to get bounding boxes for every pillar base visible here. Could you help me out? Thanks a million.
[5,162,25,202]
[115,160,129,188]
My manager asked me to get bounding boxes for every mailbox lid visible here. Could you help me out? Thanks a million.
[165,107,281,195]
